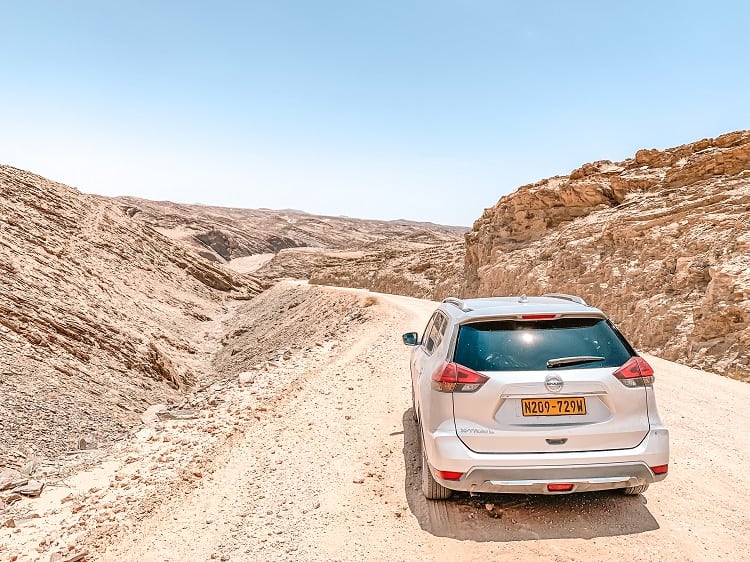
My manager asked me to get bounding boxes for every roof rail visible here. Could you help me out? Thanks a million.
[442,297,473,312]
[542,293,589,306]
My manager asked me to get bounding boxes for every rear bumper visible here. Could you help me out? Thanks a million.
[443,462,665,494]
[425,425,669,494]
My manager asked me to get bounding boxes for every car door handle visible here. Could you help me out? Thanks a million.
[546,438,568,445]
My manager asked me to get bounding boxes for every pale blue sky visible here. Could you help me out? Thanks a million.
[2,1,749,225]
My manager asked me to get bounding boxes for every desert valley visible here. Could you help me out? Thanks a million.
[1,131,749,561]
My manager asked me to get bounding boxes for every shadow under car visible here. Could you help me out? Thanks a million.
[401,410,660,542]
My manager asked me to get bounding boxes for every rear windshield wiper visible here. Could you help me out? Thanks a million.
[546,356,605,368]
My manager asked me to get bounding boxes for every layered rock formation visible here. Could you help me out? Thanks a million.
[0,166,265,459]
[465,131,750,380]
[308,241,464,301]
[118,197,466,265]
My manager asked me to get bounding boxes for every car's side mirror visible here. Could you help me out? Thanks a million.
[402,332,420,346]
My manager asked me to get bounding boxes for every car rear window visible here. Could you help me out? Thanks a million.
[453,318,633,372]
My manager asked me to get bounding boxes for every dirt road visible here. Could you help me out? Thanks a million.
[93,283,749,561]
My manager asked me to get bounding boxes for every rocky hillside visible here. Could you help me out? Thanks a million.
[465,131,750,380]
[0,165,265,461]
[307,241,464,301]
[118,197,466,265]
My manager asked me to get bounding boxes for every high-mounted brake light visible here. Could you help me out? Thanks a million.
[521,314,557,320]
[431,362,489,393]
[613,357,655,387]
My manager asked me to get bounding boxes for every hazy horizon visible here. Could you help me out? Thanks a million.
[113,193,472,227]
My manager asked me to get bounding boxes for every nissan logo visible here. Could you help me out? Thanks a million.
[545,374,564,393]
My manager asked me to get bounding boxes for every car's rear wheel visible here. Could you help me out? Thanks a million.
[420,429,452,500]
[623,483,649,495]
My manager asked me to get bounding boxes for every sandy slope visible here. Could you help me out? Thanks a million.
[95,284,749,562]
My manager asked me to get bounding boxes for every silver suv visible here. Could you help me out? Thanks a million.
[403,294,669,500]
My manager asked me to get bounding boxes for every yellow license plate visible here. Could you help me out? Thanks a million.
[521,397,586,416]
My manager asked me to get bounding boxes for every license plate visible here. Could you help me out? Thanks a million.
[521,397,586,416]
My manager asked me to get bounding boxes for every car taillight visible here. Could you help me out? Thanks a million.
[651,464,668,475]
[431,362,489,393]
[613,357,655,387]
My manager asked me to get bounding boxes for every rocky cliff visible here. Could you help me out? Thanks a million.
[0,166,265,460]
[308,241,464,301]
[465,131,750,380]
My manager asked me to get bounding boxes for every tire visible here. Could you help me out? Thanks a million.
[420,436,452,500]
[623,483,649,495]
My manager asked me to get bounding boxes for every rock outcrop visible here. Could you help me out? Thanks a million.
[0,165,265,460]
[308,241,464,301]
[465,131,750,380]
